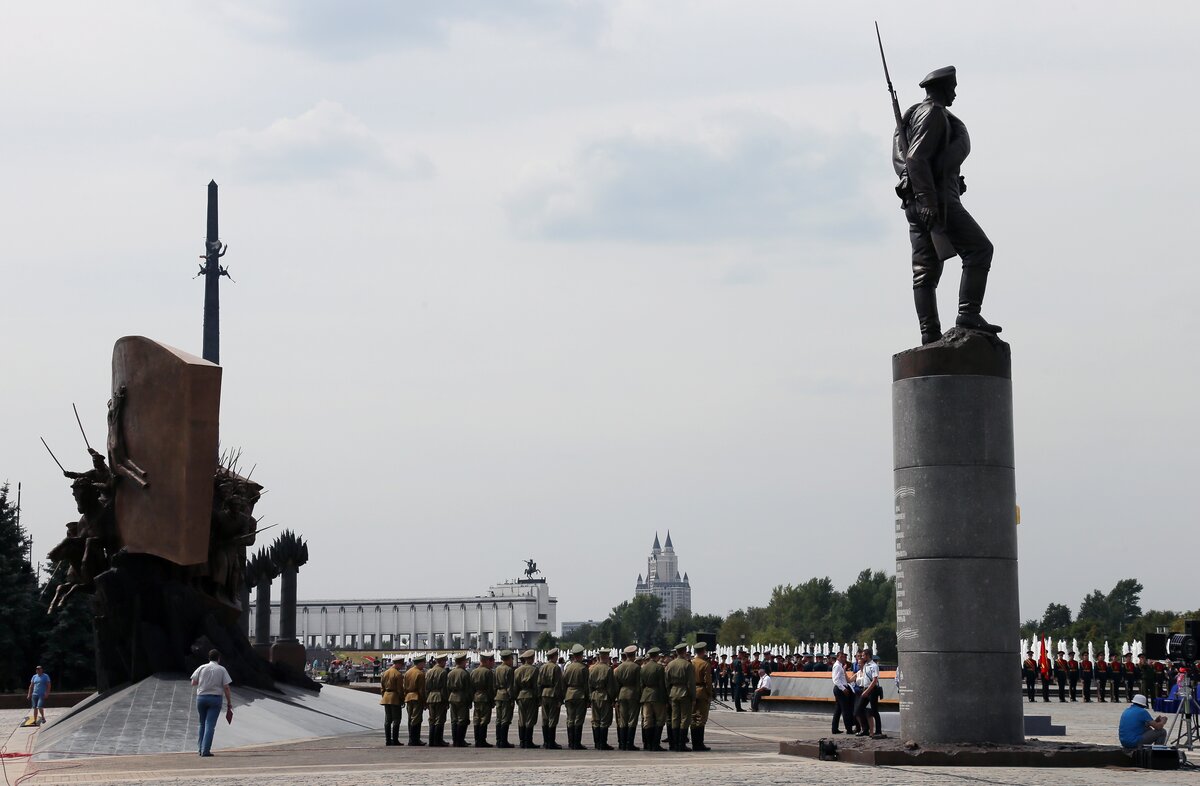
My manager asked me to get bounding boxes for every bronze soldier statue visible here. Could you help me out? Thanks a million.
[892,65,1001,344]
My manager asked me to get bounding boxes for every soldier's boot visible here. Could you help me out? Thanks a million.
[496,723,513,748]
[474,724,493,748]
[691,725,710,752]
[409,724,426,746]
[564,726,576,750]
[626,725,639,751]
[665,727,675,751]
[914,285,942,344]
[526,725,541,749]
[542,725,561,750]
[429,723,447,747]
[575,725,588,749]
[655,726,667,751]
[600,726,615,750]
[955,267,1001,334]
[385,726,395,746]
[453,722,468,747]
[640,727,651,751]
[676,726,691,752]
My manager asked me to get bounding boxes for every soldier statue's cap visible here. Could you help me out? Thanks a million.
[547,647,560,657]
[919,65,956,88]
[520,649,536,659]
[674,642,689,651]
[569,643,585,655]
[623,645,638,655]
[499,649,514,658]
[694,642,707,651]
[413,654,427,663]
[647,646,661,655]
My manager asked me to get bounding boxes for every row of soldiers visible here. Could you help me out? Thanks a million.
[1021,650,1168,703]
[379,641,715,752]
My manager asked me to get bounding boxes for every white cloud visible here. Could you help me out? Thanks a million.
[202,100,432,182]
[508,113,885,244]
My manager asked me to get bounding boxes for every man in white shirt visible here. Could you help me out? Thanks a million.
[190,649,233,757]
[854,649,882,737]
[830,652,855,734]
[750,669,772,712]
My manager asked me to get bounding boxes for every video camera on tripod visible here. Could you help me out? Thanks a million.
[1145,620,1200,752]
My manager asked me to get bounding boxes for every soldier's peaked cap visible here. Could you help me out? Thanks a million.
[570,643,585,655]
[520,649,536,659]
[392,656,404,663]
[693,641,707,651]
[623,645,638,655]
[413,654,427,662]
[546,647,560,657]
[500,649,514,658]
[434,652,448,660]
[919,65,956,88]
[674,642,689,651]
[647,646,661,655]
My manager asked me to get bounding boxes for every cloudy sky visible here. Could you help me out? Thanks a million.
[3,1,1198,630]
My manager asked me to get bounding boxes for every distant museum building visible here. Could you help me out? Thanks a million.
[635,532,691,621]
[250,577,556,651]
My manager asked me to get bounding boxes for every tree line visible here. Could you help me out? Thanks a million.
[559,569,898,662]
[1022,578,1197,647]
[0,483,95,693]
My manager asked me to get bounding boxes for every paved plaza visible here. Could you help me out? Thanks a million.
[3,698,1196,785]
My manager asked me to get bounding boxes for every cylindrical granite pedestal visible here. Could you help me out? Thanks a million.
[892,330,1023,745]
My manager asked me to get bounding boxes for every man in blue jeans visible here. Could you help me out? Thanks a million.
[190,649,233,756]
[27,666,51,724]
[1118,693,1167,749]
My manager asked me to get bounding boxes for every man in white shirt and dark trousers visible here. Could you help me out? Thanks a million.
[830,652,855,734]
[191,649,233,757]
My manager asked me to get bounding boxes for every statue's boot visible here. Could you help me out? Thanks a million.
[914,286,942,344]
[956,267,1002,334]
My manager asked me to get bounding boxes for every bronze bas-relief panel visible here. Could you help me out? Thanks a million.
[111,336,221,566]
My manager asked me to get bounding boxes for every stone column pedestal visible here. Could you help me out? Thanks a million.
[892,329,1023,745]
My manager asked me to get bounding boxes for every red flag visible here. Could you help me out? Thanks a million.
[1038,635,1050,679]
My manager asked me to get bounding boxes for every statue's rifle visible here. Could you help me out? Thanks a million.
[875,21,907,152]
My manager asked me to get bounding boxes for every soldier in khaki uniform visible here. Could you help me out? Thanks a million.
[380,656,406,746]
[562,644,590,750]
[514,649,540,748]
[664,643,696,752]
[471,652,496,748]
[493,650,516,748]
[446,653,473,747]
[425,653,449,747]
[538,647,565,749]
[403,654,427,746]
[588,649,618,750]
[690,641,712,751]
[614,644,642,751]
[639,646,667,751]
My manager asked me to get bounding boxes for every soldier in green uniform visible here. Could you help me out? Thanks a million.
[493,650,516,748]
[425,653,449,747]
[446,652,473,747]
[613,644,642,751]
[664,643,695,752]
[639,646,667,751]
[403,654,427,746]
[471,652,496,748]
[380,656,406,746]
[514,649,541,749]
[588,649,618,750]
[538,647,565,749]
[690,642,713,752]
[563,644,590,750]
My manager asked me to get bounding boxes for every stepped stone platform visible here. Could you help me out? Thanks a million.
[33,674,382,759]
[780,736,1131,767]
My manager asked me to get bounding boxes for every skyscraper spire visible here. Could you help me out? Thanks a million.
[652,532,661,552]
[664,530,674,550]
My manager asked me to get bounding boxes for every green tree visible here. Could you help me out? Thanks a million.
[717,610,753,647]
[1041,602,1072,634]
[0,483,39,692]
[1106,579,1143,631]
[39,587,96,690]
[535,631,558,650]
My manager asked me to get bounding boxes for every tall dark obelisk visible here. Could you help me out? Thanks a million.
[202,180,224,365]
[892,329,1022,744]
